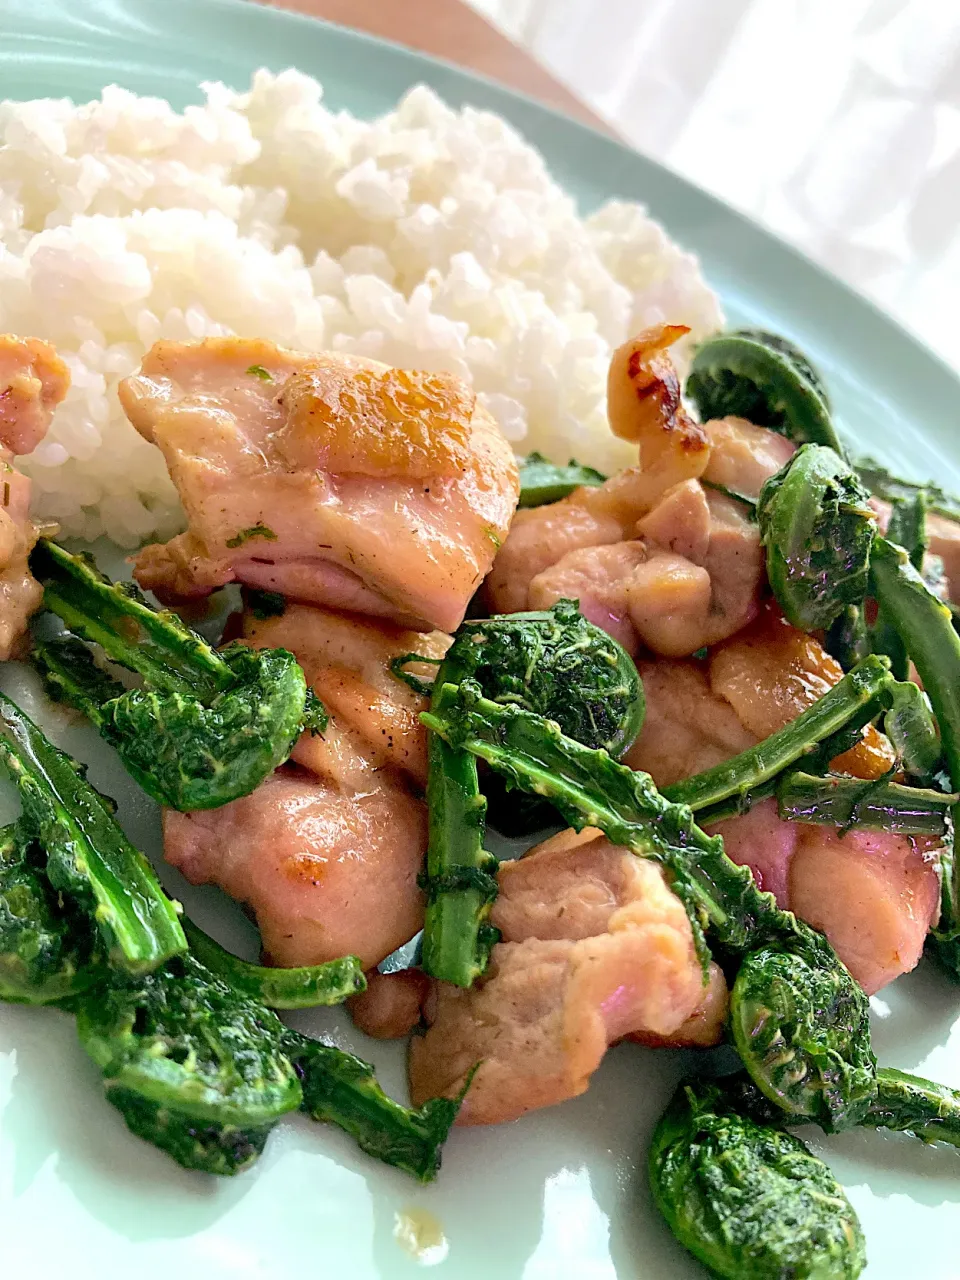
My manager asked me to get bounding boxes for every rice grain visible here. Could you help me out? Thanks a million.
[0,70,722,544]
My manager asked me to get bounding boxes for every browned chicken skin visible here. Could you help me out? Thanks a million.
[0,335,69,659]
[605,324,710,505]
[123,338,519,633]
[408,828,726,1126]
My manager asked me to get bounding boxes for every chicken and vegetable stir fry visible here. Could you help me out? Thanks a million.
[1,322,960,1276]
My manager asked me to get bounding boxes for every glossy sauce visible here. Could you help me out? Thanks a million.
[277,363,475,477]
[393,1207,449,1265]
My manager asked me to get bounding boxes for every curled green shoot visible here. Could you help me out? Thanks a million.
[283,1032,469,1183]
[0,823,102,1003]
[420,600,644,987]
[31,540,311,811]
[757,444,877,632]
[649,1077,866,1280]
[686,329,842,451]
[76,952,302,1129]
[424,681,876,1130]
[725,1065,960,1152]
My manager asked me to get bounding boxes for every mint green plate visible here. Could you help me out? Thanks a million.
[2,2,960,1277]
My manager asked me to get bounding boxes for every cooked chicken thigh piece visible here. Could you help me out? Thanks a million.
[527,540,648,654]
[789,821,941,995]
[512,481,761,660]
[710,601,896,779]
[628,611,940,993]
[705,797,941,994]
[707,800,797,908]
[871,495,960,607]
[487,339,795,657]
[0,335,69,659]
[348,969,430,1040]
[0,335,70,455]
[123,338,519,633]
[926,511,960,602]
[628,961,729,1049]
[165,603,444,971]
[623,659,757,787]
[242,601,448,787]
[164,763,425,971]
[624,490,763,656]
[605,324,711,505]
[409,831,714,1125]
[483,502,623,618]
[701,415,795,499]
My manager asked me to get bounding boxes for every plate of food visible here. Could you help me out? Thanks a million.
[1,2,960,1278]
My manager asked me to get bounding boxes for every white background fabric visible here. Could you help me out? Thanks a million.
[469,0,960,372]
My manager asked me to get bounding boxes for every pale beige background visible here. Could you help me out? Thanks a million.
[471,0,960,374]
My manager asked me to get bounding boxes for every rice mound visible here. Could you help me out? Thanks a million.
[0,70,722,545]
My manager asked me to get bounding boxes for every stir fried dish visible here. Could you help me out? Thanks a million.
[3,321,960,1278]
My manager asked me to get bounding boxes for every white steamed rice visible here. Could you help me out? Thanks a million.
[0,69,722,546]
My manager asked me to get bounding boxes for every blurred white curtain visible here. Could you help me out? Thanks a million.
[469,0,960,372]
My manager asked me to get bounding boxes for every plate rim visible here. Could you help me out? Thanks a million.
[5,0,955,408]
[0,7,958,1279]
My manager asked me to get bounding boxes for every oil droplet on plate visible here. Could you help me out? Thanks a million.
[393,1207,449,1266]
